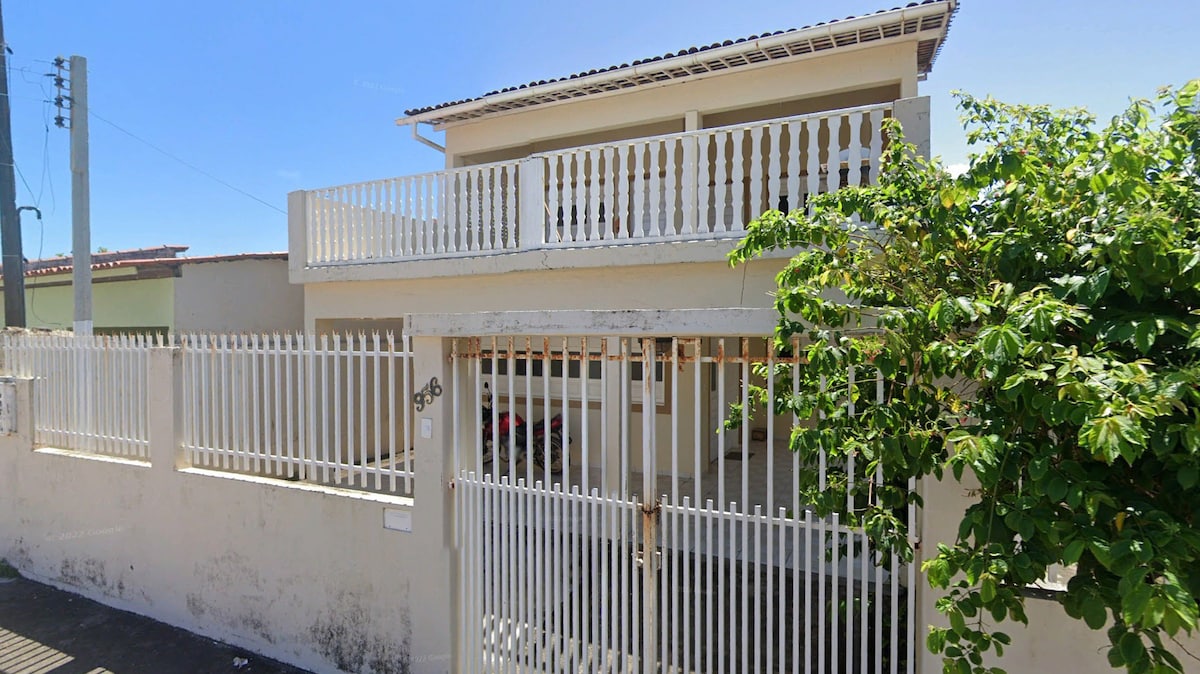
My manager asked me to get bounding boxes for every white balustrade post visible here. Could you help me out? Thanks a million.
[147,346,187,473]
[408,335,457,673]
[518,157,546,250]
[892,96,931,160]
[287,190,309,280]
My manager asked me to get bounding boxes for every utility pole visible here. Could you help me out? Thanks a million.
[69,56,90,335]
[0,0,27,328]
[55,55,90,334]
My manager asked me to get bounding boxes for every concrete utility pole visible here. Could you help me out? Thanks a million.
[0,0,27,327]
[68,56,91,335]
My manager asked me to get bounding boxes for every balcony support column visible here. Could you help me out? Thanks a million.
[518,157,546,250]
[892,96,931,160]
[287,190,309,281]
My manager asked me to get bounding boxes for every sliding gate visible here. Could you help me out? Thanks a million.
[454,335,915,673]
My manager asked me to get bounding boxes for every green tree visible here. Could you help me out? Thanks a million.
[729,81,1200,673]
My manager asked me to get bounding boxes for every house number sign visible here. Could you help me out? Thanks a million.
[413,377,443,412]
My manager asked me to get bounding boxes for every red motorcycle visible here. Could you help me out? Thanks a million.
[480,383,565,473]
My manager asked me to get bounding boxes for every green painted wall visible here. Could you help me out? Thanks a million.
[0,271,175,332]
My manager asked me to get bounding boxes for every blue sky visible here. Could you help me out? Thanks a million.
[4,0,1197,258]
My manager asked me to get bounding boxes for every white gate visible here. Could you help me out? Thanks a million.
[454,335,915,673]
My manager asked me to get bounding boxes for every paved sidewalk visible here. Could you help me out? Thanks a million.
[0,576,309,674]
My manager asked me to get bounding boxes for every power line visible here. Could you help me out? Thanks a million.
[0,61,55,210]
[10,55,285,216]
[87,109,286,215]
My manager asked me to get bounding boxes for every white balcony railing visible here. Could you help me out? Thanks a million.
[300,101,894,267]
[305,160,521,265]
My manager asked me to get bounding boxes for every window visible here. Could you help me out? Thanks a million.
[479,350,666,405]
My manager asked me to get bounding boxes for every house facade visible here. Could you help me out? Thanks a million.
[7,3,1169,674]
[4,2,1190,666]
[288,0,948,331]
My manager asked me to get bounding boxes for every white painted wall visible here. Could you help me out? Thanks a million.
[917,472,1200,673]
[0,349,453,674]
[303,257,788,331]
[174,258,304,333]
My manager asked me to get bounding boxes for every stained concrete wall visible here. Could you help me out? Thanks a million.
[0,346,454,674]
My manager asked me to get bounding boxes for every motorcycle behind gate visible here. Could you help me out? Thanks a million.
[480,382,566,473]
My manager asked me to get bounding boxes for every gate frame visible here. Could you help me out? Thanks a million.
[407,308,925,674]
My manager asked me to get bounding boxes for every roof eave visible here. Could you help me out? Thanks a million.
[396,0,955,129]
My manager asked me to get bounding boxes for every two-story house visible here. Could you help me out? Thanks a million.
[287,0,953,332]
[284,1,954,491]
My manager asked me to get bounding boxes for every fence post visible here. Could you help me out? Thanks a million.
[147,346,187,473]
[408,335,456,673]
[6,375,34,446]
[518,156,545,250]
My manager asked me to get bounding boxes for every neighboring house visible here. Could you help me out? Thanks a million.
[0,245,304,334]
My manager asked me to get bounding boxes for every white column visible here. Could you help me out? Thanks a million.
[518,157,546,250]
[409,335,456,673]
[287,190,309,281]
[10,376,33,446]
[147,346,187,473]
[892,96,931,160]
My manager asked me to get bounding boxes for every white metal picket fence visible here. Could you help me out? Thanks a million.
[178,333,415,494]
[0,332,155,459]
[453,336,915,673]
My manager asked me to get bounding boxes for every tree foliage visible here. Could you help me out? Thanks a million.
[729,81,1200,673]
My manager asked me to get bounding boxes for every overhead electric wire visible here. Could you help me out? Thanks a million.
[88,109,286,215]
[9,56,284,216]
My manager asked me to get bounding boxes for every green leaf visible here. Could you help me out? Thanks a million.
[1063,539,1087,565]
[949,609,967,635]
[1144,596,1167,629]
[1082,415,1146,464]
[1133,320,1162,354]
[1077,269,1111,305]
[981,574,998,603]
[1179,465,1198,489]
[1083,595,1108,629]
[940,188,958,209]
[1045,474,1069,502]
[927,627,947,654]
[1119,632,1146,667]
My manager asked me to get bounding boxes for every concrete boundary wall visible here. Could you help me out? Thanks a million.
[1,309,1181,674]
[0,342,456,674]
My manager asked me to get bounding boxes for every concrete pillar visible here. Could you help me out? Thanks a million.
[286,190,308,282]
[893,96,932,160]
[409,335,456,673]
[518,157,546,250]
[147,346,187,473]
[10,375,32,445]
